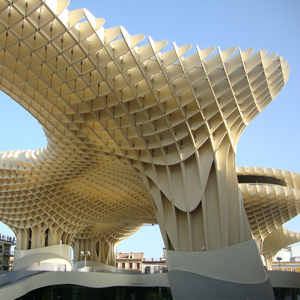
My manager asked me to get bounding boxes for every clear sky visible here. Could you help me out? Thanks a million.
[0,0,299,260]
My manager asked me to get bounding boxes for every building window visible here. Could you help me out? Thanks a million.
[129,263,132,269]
[122,263,125,269]
[137,263,140,270]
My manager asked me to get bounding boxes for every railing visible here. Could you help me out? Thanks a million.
[0,235,15,244]
[78,266,167,274]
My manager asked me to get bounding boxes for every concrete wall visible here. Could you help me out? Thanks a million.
[165,240,275,300]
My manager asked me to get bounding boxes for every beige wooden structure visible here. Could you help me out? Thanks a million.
[237,167,300,268]
[0,0,297,298]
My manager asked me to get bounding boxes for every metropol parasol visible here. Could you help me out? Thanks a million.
[0,0,299,299]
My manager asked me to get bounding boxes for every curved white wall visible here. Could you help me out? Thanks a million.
[14,244,72,271]
[164,239,268,284]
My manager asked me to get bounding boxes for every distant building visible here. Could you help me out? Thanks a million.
[271,246,300,272]
[116,252,144,272]
[142,258,167,274]
[116,252,167,274]
[0,234,16,271]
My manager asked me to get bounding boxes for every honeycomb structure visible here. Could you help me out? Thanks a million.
[238,167,300,265]
[0,0,296,266]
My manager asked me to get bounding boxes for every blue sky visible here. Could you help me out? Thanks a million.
[0,0,299,259]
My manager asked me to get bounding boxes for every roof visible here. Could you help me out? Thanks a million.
[117,252,145,260]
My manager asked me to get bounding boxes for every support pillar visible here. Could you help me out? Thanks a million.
[139,138,275,299]
[73,237,116,266]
